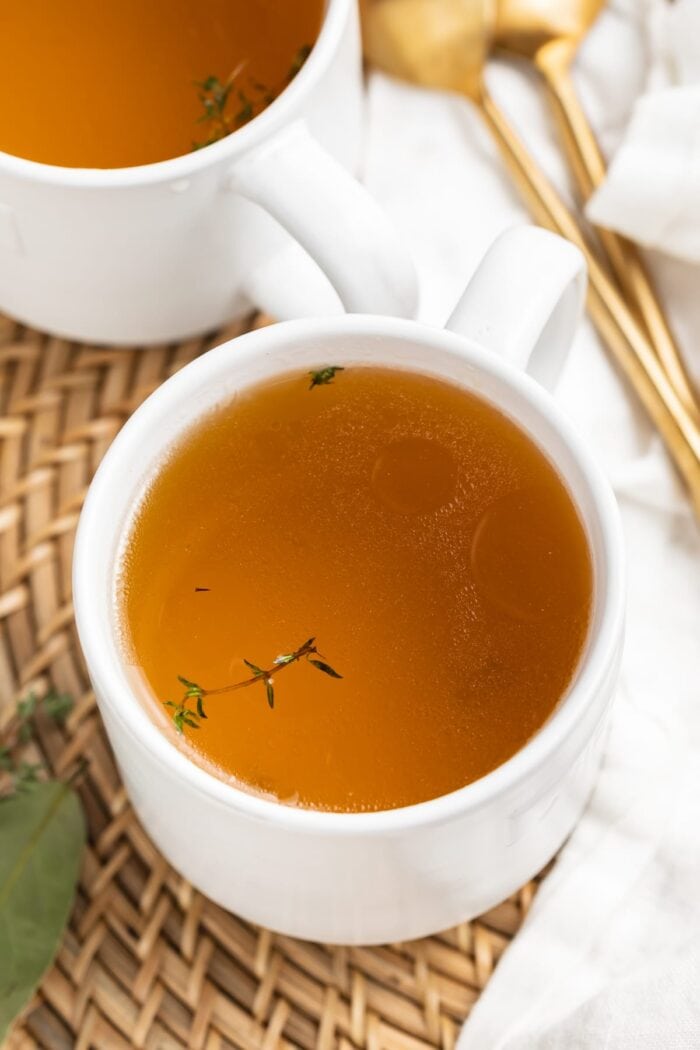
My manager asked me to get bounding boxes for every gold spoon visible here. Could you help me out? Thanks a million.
[495,0,700,418]
[362,0,700,518]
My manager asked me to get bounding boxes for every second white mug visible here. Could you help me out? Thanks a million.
[74,227,625,944]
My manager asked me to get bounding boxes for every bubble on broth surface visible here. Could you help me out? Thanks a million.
[372,436,457,514]
[470,484,582,623]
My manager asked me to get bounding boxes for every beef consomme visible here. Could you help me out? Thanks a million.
[0,0,324,168]
[121,366,593,812]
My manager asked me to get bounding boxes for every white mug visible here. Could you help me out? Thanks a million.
[0,0,416,345]
[74,227,625,944]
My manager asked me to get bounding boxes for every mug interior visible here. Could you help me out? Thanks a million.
[74,315,624,828]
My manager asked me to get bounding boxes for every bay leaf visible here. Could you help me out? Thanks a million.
[0,781,85,1042]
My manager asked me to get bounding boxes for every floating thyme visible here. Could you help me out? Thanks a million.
[309,366,345,390]
[163,637,342,733]
[288,44,312,80]
[192,44,313,150]
[191,73,238,150]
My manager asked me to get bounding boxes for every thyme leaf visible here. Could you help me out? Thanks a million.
[308,659,343,679]
[309,366,345,389]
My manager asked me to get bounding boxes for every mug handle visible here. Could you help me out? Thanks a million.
[445,226,587,391]
[229,120,418,319]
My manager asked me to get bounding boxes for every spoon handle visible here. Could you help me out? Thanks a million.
[478,85,700,520]
[535,44,699,420]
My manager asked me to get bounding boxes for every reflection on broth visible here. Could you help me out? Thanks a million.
[0,0,324,168]
[121,366,593,812]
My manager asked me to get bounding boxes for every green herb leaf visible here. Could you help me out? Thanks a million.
[243,659,264,677]
[309,366,344,390]
[266,679,275,709]
[16,694,37,723]
[288,43,312,80]
[195,75,231,113]
[0,782,85,1043]
[177,676,204,700]
[309,659,343,679]
[196,696,207,720]
[17,722,33,744]
[235,91,253,126]
[192,74,234,148]
[273,653,296,666]
[42,691,73,725]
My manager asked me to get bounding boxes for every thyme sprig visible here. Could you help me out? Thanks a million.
[192,44,313,150]
[309,366,344,389]
[192,72,245,150]
[163,637,342,733]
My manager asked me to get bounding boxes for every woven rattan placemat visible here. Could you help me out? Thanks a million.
[0,313,541,1050]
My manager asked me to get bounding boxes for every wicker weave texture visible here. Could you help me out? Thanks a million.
[0,315,540,1050]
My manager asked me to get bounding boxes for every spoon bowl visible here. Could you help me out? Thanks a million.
[496,0,605,57]
[362,0,491,98]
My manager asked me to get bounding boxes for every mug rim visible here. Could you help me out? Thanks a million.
[0,0,347,187]
[73,314,625,835]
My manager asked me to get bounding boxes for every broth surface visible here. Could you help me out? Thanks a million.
[0,0,323,167]
[122,366,593,812]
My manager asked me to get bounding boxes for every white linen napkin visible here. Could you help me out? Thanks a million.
[587,0,700,262]
[363,1,700,1046]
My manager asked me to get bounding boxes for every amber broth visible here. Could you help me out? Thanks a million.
[121,366,593,812]
[0,0,324,168]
